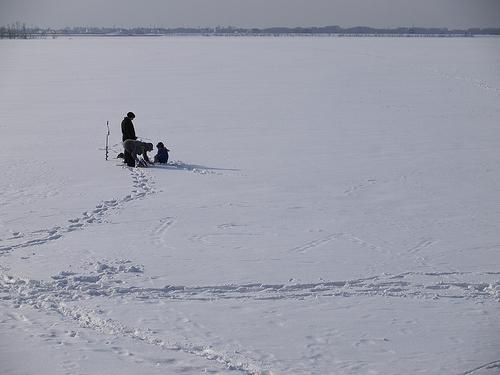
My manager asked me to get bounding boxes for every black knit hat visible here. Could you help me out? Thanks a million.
[127,112,135,119]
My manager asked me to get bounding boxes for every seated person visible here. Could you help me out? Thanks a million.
[154,142,170,164]
[123,139,154,167]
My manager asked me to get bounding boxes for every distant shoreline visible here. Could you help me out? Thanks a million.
[36,33,500,39]
[2,24,500,39]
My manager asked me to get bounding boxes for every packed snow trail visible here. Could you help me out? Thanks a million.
[1,263,498,375]
[1,265,499,306]
[0,273,269,375]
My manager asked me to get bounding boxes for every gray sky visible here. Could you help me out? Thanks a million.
[1,0,500,29]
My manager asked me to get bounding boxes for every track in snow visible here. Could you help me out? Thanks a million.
[0,168,154,256]
[0,259,271,375]
[2,264,498,306]
[289,232,384,254]
[460,360,500,375]
[1,262,498,375]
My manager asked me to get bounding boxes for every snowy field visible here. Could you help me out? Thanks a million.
[1,36,500,375]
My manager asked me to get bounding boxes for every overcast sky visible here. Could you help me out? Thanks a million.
[1,0,500,29]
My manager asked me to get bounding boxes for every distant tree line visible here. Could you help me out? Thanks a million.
[2,24,500,38]
[0,22,38,39]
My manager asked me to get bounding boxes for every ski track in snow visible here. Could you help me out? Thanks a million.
[151,217,177,246]
[190,232,261,246]
[289,233,384,254]
[0,168,155,256]
[355,50,500,97]
[1,262,499,374]
[0,264,498,375]
[1,265,499,307]
[0,261,270,374]
[460,360,500,375]
[343,179,378,196]
[426,66,500,96]
[406,238,437,254]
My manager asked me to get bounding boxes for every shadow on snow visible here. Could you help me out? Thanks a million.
[148,161,240,172]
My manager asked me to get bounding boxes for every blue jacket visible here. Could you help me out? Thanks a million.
[154,147,169,163]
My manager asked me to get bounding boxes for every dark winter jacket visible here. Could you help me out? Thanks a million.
[123,139,153,163]
[154,147,169,164]
[121,117,137,142]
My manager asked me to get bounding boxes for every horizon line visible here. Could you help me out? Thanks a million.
[2,23,500,31]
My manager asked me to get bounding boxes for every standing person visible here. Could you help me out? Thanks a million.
[121,112,137,141]
[121,112,137,166]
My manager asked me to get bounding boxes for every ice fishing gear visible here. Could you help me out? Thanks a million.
[136,158,149,168]
[105,121,110,160]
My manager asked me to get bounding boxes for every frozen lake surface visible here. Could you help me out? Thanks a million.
[1,36,500,374]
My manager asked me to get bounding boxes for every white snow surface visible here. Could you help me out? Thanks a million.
[1,36,500,374]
